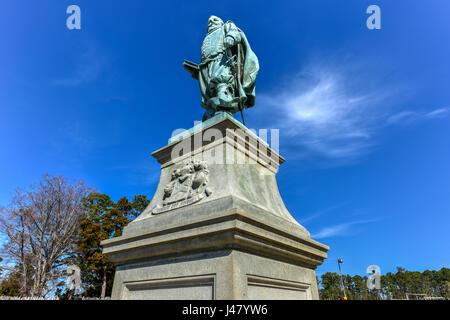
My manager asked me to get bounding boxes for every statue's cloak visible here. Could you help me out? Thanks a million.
[233,25,259,109]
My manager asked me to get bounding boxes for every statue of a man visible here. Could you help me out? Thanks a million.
[184,16,259,122]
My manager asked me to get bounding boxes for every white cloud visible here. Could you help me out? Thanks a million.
[311,219,379,239]
[386,107,449,125]
[299,204,344,224]
[253,60,448,165]
[386,111,417,125]
[255,64,390,161]
[426,107,449,118]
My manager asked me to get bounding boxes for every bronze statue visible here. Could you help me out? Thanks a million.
[184,16,259,123]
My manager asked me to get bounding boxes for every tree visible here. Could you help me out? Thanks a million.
[320,272,371,300]
[130,195,150,219]
[77,193,114,299]
[0,257,22,296]
[76,193,149,298]
[0,270,22,296]
[319,272,342,300]
[348,275,370,300]
[0,175,92,297]
[320,267,450,300]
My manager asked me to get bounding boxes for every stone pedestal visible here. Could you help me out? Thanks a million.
[101,113,329,300]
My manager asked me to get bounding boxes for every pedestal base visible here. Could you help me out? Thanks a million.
[103,198,327,300]
[101,114,328,300]
[112,250,318,300]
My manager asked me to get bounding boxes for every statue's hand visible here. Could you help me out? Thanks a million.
[224,37,235,48]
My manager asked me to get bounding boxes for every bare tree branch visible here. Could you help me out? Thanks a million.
[0,175,93,297]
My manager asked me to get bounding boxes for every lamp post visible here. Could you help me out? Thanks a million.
[337,258,347,300]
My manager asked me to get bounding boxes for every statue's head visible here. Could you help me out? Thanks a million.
[207,15,224,33]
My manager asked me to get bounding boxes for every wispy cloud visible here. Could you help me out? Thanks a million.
[386,111,418,125]
[386,107,449,125]
[253,58,448,166]
[299,204,344,224]
[254,61,394,162]
[311,219,380,239]
[426,107,449,118]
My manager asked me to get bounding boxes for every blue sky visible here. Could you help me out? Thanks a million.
[1,1,449,279]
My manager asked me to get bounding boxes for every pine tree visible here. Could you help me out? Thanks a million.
[76,193,149,298]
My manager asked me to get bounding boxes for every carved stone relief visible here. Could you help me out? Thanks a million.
[153,159,213,214]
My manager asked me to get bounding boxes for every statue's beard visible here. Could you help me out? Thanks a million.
[207,23,223,33]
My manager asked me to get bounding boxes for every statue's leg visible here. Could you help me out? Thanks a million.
[200,61,219,121]
[198,66,209,108]
[200,63,218,122]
